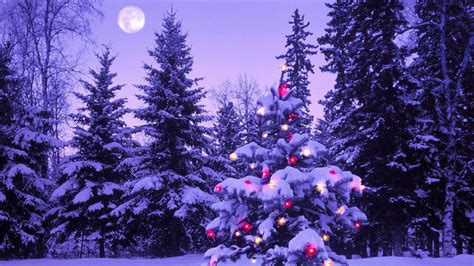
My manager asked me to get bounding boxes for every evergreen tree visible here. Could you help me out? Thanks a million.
[114,10,219,256]
[277,9,318,134]
[205,69,366,266]
[318,1,417,256]
[409,0,472,257]
[48,47,134,258]
[0,45,57,258]
[213,102,243,158]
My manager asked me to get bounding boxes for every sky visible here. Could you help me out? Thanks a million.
[83,0,335,127]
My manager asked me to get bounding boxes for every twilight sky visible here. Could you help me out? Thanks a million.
[83,0,334,126]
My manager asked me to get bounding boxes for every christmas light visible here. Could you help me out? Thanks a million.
[288,133,293,141]
[254,236,263,245]
[207,229,216,239]
[288,113,299,120]
[278,84,289,97]
[329,170,337,175]
[249,163,257,170]
[354,220,361,229]
[316,183,325,193]
[337,206,346,215]
[324,259,334,266]
[262,169,270,179]
[269,180,276,188]
[283,200,293,209]
[244,180,252,185]
[262,132,269,138]
[281,123,289,131]
[251,257,257,264]
[277,216,287,226]
[229,152,238,161]
[302,147,311,157]
[288,155,298,166]
[322,233,330,242]
[234,230,242,237]
[257,106,265,116]
[305,243,318,259]
[279,63,288,72]
[360,184,366,192]
[242,222,253,233]
[214,184,223,192]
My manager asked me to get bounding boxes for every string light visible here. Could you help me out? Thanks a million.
[281,124,289,131]
[262,132,269,138]
[288,133,293,141]
[229,152,238,161]
[324,259,334,266]
[288,113,299,121]
[244,180,252,185]
[269,180,276,188]
[242,222,253,233]
[214,184,223,193]
[207,229,216,239]
[283,200,293,209]
[278,84,289,97]
[329,170,337,175]
[302,147,311,157]
[254,236,263,245]
[251,257,257,264]
[316,183,325,193]
[360,184,366,192]
[262,169,270,179]
[234,230,242,237]
[354,220,361,229]
[288,155,298,166]
[277,216,287,226]
[257,106,265,116]
[279,63,288,72]
[337,206,346,215]
[305,243,318,259]
[322,233,330,242]
[249,163,257,170]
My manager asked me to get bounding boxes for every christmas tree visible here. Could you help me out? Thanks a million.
[205,66,366,266]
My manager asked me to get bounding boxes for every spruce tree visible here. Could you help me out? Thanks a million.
[277,9,318,134]
[115,10,219,256]
[48,47,134,258]
[213,102,243,158]
[318,1,417,256]
[0,45,56,258]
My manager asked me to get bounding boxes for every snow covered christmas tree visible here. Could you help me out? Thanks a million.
[205,66,367,266]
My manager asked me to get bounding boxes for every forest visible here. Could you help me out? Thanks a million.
[0,0,472,265]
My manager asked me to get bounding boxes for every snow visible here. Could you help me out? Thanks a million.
[0,254,472,266]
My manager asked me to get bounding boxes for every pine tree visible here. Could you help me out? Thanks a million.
[0,44,57,258]
[48,47,134,258]
[114,10,220,256]
[409,0,473,257]
[213,102,243,158]
[277,9,318,134]
[318,1,417,256]
[205,68,366,266]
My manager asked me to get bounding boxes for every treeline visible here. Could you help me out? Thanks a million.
[0,0,472,260]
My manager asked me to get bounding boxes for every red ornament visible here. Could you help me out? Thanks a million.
[214,184,223,192]
[305,243,318,259]
[242,222,253,233]
[288,133,293,141]
[329,170,337,175]
[354,221,362,229]
[288,113,299,121]
[262,169,270,179]
[207,229,216,239]
[283,200,293,209]
[288,155,298,166]
[278,84,289,97]
[244,180,252,185]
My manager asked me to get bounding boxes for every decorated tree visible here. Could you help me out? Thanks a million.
[205,66,366,265]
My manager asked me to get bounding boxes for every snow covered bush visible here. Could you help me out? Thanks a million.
[205,68,366,265]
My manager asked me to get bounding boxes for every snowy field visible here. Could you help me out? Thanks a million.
[1,254,472,266]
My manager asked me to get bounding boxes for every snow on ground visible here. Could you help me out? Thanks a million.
[1,254,472,266]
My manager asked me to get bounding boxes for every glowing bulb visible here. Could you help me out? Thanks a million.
[277,217,287,226]
[269,180,276,188]
[337,206,345,215]
[316,183,325,193]
[234,230,241,237]
[249,163,257,170]
[244,180,252,185]
[254,236,263,245]
[214,184,223,192]
[281,124,289,131]
[242,222,253,233]
[279,63,288,72]
[262,132,269,138]
[360,184,366,192]
[354,221,361,229]
[229,152,238,161]
[257,106,265,116]
[305,243,318,258]
[251,257,257,264]
[207,229,216,239]
[324,259,334,266]
[322,233,330,242]
[302,147,311,157]
[283,200,293,209]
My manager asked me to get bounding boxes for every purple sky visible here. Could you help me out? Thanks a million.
[85,0,334,126]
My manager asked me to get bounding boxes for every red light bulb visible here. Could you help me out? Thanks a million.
[244,180,252,185]
[262,169,270,179]
[288,155,298,166]
[207,229,216,239]
[288,133,293,141]
[214,184,223,192]
[242,222,253,233]
[283,200,293,209]
[288,113,299,121]
[329,170,337,175]
[278,84,289,97]
[305,243,318,259]
[354,221,361,229]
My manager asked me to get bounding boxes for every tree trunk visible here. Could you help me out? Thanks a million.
[392,225,402,256]
[442,178,454,257]
[433,232,440,258]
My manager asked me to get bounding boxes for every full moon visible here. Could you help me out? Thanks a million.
[118,6,145,34]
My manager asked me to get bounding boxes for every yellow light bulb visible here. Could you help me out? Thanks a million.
[302,147,311,157]
[229,152,238,161]
[249,163,256,170]
[281,124,289,131]
[277,217,287,226]
[322,233,330,242]
[251,257,257,264]
[316,183,325,193]
[257,106,265,116]
[337,206,345,215]
[324,259,333,266]
[262,132,269,138]
[255,236,263,245]
[279,63,288,72]
[235,231,241,237]
[269,180,276,188]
